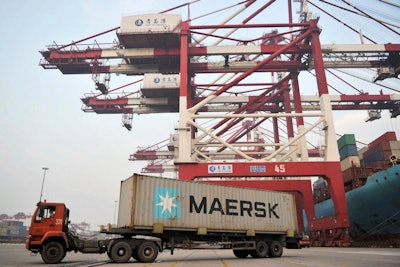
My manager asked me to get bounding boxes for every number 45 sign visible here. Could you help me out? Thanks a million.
[274,164,285,173]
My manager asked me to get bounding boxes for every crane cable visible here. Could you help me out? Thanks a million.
[318,0,400,29]
[307,0,376,43]
[341,0,400,36]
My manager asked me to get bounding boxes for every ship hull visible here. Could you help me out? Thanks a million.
[315,164,400,243]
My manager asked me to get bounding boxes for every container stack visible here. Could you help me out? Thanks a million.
[361,132,400,166]
[337,134,361,183]
[0,220,27,241]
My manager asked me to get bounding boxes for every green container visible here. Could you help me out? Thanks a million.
[337,134,356,150]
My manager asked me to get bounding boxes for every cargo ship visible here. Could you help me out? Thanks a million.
[313,132,400,247]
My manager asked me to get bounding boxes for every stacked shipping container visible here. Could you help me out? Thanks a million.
[361,132,400,166]
[0,220,27,241]
[338,134,361,183]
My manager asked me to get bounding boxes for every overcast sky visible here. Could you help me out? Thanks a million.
[0,0,399,228]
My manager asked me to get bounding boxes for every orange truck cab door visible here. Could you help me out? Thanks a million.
[27,202,67,247]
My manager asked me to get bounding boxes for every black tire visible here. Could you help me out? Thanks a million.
[254,241,268,258]
[41,241,66,264]
[268,240,283,258]
[136,241,158,263]
[233,250,249,258]
[110,241,132,263]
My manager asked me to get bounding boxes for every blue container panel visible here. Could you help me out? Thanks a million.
[360,151,384,165]
[339,144,358,161]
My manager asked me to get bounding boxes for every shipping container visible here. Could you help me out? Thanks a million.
[339,144,358,161]
[368,132,397,149]
[340,156,360,171]
[337,134,356,150]
[8,225,20,231]
[0,227,8,236]
[358,146,368,159]
[361,149,400,165]
[118,174,298,234]
[363,142,391,158]
[9,230,20,236]
[389,141,400,150]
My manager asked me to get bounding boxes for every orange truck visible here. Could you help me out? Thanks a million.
[26,174,304,264]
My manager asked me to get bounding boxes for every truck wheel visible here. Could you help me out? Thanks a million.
[110,241,132,263]
[268,240,283,258]
[233,250,249,258]
[253,241,268,258]
[41,241,66,264]
[136,241,158,263]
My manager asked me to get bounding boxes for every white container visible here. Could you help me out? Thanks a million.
[340,156,360,171]
[357,146,368,159]
[118,174,298,234]
[120,14,181,34]
[389,141,400,150]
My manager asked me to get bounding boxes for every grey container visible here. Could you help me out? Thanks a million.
[118,174,298,234]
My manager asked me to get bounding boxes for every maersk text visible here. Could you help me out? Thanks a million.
[189,196,279,218]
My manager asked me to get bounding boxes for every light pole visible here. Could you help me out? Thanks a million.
[39,167,49,202]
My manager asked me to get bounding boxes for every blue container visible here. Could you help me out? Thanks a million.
[339,144,358,161]
[360,151,385,165]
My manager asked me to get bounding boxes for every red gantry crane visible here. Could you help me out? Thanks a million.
[39,0,400,246]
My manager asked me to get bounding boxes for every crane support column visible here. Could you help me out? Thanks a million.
[177,21,193,163]
[309,19,350,246]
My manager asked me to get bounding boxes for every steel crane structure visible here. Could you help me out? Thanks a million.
[39,0,400,246]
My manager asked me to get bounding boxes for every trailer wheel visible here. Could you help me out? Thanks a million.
[136,241,158,263]
[41,241,66,264]
[268,240,283,258]
[233,250,249,258]
[251,241,268,258]
[110,241,132,263]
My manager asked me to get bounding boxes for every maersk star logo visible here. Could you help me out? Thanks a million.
[154,187,180,219]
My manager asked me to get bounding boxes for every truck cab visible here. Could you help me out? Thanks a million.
[26,202,70,263]
[25,201,157,264]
